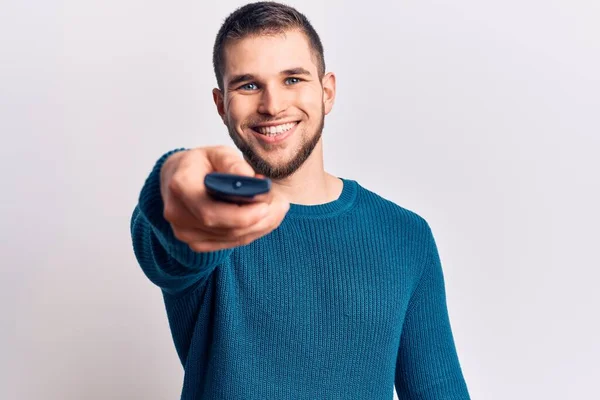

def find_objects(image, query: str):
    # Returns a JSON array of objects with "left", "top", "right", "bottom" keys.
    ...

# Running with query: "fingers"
[
  {"left": 186, "top": 197, "right": 290, "bottom": 252},
  {"left": 172, "top": 189, "right": 286, "bottom": 236},
  {"left": 172, "top": 191, "right": 290, "bottom": 252},
  {"left": 204, "top": 192, "right": 288, "bottom": 237},
  {"left": 167, "top": 191, "right": 269, "bottom": 231}
]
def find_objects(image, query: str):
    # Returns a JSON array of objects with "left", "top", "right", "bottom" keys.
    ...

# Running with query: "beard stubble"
[{"left": 227, "top": 103, "right": 325, "bottom": 180}]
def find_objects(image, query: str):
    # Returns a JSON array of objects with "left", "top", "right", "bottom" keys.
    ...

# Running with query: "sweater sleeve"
[
  {"left": 130, "top": 148, "right": 233, "bottom": 296},
  {"left": 395, "top": 223, "right": 470, "bottom": 399}
]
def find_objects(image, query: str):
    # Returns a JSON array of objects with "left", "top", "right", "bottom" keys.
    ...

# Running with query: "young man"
[{"left": 130, "top": 2, "right": 471, "bottom": 399}]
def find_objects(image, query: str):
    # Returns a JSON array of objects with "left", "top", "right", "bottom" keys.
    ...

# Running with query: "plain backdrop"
[{"left": 2, "top": 0, "right": 599, "bottom": 399}]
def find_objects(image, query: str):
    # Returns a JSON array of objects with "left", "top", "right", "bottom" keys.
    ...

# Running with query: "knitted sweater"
[{"left": 130, "top": 150, "right": 471, "bottom": 399}]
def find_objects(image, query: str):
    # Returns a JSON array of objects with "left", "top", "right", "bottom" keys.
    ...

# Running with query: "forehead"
[{"left": 223, "top": 30, "right": 317, "bottom": 79}]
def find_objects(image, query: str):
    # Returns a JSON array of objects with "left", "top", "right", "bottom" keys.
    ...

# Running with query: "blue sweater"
[{"left": 130, "top": 150, "right": 471, "bottom": 399}]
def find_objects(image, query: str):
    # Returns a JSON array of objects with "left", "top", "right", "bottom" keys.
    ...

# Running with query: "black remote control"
[{"left": 204, "top": 172, "right": 271, "bottom": 204}]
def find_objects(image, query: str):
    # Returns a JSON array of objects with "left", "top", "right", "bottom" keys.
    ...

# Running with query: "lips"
[
  {"left": 252, "top": 121, "right": 299, "bottom": 132},
  {"left": 250, "top": 121, "right": 299, "bottom": 144},
  {"left": 253, "top": 122, "right": 298, "bottom": 136}
]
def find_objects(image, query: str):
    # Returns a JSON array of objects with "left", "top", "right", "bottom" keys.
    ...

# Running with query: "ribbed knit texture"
[{"left": 130, "top": 150, "right": 471, "bottom": 400}]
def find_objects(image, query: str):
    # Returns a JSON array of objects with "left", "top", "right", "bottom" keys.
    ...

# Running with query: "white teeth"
[{"left": 256, "top": 122, "right": 297, "bottom": 136}]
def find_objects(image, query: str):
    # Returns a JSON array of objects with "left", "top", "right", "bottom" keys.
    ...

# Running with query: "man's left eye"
[{"left": 286, "top": 77, "right": 301, "bottom": 84}]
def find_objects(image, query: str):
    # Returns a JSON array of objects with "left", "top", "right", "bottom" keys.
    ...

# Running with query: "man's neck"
[{"left": 270, "top": 148, "right": 343, "bottom": 206}]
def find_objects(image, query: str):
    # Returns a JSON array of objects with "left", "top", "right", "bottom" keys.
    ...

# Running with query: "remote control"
[{"left": 204, "top": 172, "right": 271, "bottom": 204}]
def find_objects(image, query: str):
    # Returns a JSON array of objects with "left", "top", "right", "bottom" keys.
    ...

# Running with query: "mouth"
[
  {"left": 249, "top": 121, "right": 300, "bottom": 143},
  {"left": 251, "top": 121, "right": 299, "bottom": 136}
]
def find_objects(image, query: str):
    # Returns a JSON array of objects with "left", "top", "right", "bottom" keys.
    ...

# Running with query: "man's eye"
[
  {"left": 286, "top": 77, "right": 302, "bottom": 85},
  {"left": 240, "top": 83, "right": 258, "bottom": 90}
]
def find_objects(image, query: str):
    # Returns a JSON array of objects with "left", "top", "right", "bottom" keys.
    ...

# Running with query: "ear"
[
  {"left": 212, "top": 88, "right": 227, "bottom": 125},
  {"left": 322, "top": 72, "right": 336, "bottom": 115}
]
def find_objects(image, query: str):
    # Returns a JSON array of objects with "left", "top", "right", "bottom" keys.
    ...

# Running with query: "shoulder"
[{"left": 352, "top": 179, "right": 433, "bottom": 236}]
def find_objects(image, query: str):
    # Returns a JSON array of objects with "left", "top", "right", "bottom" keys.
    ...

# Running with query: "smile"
[
  {"left": 254, "top": 122, "right": 298, "bottom": 136},
  {"left": 250, "top": 121, "right": 299, "bottom": 144}
]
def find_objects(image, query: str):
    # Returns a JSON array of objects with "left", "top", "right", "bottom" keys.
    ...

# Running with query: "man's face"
[{"left": 214, "top": 29, "right": 335, "bottom": 179}]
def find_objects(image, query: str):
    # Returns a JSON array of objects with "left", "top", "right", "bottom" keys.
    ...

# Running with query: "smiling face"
[{"left": 213, "top": 29, "right": 335, "bottom": 179}]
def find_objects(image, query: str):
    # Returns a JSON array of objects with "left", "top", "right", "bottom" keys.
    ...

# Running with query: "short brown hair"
[{"left": 212, "top": 1, "right": 326, "bottom": 91}]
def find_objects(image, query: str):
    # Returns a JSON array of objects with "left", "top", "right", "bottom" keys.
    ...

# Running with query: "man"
[{"left": 130, "top": 2, "right": 471, "bottom": 399}]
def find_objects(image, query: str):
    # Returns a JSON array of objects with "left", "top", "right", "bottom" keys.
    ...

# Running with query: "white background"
[{"left": 2, "top": 0, "right": 599, "bottom": 399}]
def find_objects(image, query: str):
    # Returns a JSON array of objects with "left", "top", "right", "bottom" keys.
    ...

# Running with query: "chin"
[
  {"left": 250, "top": 156, "right": 301, "bottom": 180},
  {"left": 228, "top": 119, "right": 323, "bottom": 180}
]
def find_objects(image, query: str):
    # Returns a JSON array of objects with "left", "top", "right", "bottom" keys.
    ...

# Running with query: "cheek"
[
  {"left": 226, "top": 96, "right": 251, "bottom": 125},
  {"left": 296, "top": 86, "right": 322, "bottom": 114}
]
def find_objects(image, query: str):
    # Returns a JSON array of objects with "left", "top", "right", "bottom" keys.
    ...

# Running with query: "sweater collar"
[{"left": 284, "top": 178, "right": 358, "bottom": 219}]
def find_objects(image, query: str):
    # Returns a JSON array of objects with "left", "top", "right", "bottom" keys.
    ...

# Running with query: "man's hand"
[{"left": 160, "top": 146, "right": 290, "bottom": 252}]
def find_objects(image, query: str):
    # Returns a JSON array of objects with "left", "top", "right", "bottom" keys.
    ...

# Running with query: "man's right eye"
[{"left": 239, "top": 83, "right": 258, "bottom": 91}]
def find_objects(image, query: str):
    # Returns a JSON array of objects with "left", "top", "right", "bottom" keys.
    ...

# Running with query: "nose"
[{"left": 257, "top": 86, "right": 288, "bottom": 116}]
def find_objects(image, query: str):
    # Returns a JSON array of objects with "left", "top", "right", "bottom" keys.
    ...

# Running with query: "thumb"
[
  {"left": 206, "top": 146, "right": 255, "bottom": 176},
  {"left": 229, "top": 160, "right": 255, "bottom": 176}
]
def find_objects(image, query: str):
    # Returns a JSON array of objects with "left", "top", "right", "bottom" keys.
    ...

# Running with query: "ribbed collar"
[{"left": 284, "top": 178, "right": 358, "bottom": 219}]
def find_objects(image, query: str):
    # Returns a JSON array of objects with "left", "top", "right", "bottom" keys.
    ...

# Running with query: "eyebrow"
[{"left": 227, "top": 67, "right": 312, "bottom": 89}]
